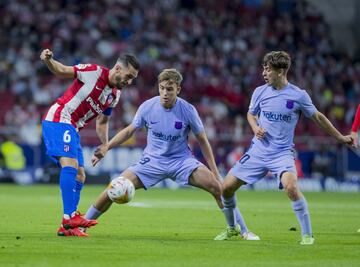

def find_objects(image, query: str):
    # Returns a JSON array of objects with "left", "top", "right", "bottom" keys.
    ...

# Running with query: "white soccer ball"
[{"left": 107, "top": 177, "right": 135, "bottom": 204}]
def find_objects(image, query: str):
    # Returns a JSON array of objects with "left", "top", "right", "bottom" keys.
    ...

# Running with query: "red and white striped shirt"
[{"left": 43, "top": 64, "right": 121, "bottom": 131}]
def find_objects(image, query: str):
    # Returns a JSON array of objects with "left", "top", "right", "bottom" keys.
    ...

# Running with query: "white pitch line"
[{"left": 126, "top": 200, "right": 218, "bottom": 210}]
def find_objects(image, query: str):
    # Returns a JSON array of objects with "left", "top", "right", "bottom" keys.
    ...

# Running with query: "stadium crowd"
[{"left": 0, "top": 0, "right": 358, "bottom": 163}]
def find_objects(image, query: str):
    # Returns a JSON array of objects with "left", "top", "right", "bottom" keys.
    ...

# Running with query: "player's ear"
[
  {"left": 177, "top": 86, "right": 181, "bottom": 95},
  {"left": 115, "top": 64, "right": 121, "bottom": 71}
]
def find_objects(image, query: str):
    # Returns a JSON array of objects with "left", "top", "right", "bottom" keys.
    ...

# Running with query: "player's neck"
[
  {"left": 272, "top": 78, "right": 288, "bottom": 90},
  {"left": 161, "top": 98, "right": 177, "bottom": 109}
]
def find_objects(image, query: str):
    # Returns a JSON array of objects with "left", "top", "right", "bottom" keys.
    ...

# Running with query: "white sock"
[{"left": 85, "top": 205, "right": 102, "bottom": 220}]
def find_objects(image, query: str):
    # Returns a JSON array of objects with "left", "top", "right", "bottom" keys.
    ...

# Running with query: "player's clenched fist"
[{"left": 40, "top": 49, "right": 53, "bottom": 61}]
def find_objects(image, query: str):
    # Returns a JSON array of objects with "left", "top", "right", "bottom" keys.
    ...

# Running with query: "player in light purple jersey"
[
  {"left": 84, "top": 69, "right": 226, "bottom": 233},
  {"left": 214, "top": 51, "right": 353, "bottom": 245}
]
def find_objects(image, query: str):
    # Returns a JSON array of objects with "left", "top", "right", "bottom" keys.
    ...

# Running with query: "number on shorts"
[
  {"left": 63, "top": 130, "right": 71, "bottom": 143},
  {"left": 139, "top": 157, "right": 150, "bottom": 165},
  {"left": 238, "top": 154, "right": 250, "bottom": 164}
]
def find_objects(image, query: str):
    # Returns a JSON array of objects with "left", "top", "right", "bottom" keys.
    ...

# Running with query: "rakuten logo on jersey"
[
  {"left": 152, "top": 131, "right": 181, "bottom": 142},
  {"left": 86, "top": 97, "right": 103, "bottom": 114},
  {"left": 262, "top": 111, "right": 291, "bottom": 122}
]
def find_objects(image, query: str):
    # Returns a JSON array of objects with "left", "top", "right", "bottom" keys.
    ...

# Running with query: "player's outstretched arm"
[
  {"left": 40, "top": 49, "right": 74, "bottom": 78},
  {"left": 311, "top": 111, "right": 353, "bottom": 145},
  {"left": 247, "top": 112, "right": 266, "bottom": 140},
  {"left": 195, "top": 131, "right": 221, "bottom": 179},
  {"left": 92, "top": 124, "right": 137, "bottom": 166}
]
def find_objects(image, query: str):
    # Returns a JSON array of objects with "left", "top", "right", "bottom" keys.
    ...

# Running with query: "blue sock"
[
  {"left": 59, "top": 166, "right": 77, "bottom": 217},
  {"left": 73, "top": 180, "right": 84, "bottom": 212},
  {"left": 221, "top": 196, "right": 236, "bottom": 228},
  {"left": 292, "top": 197, "right": 312, "bottom": 236}
]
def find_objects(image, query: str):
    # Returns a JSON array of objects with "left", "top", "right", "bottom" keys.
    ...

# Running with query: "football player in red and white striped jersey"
[{"left": 40, "top": 49, "right": 140, "bottom": 236}]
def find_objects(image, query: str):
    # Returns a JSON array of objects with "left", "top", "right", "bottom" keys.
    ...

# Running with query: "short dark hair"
[
  {"left": 117, "top": 54, "right": 140, "bottom": 70},
  {"left": 262, "top": 51, "right": 291, "bottom": 71}
]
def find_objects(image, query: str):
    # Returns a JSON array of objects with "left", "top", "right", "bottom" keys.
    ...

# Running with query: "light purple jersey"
[
  {"left": 132, "top": 96, "right": 204, "bottom": 159},
  {"left": 248, "top": 83, "right": 317, "bottom": 155}
]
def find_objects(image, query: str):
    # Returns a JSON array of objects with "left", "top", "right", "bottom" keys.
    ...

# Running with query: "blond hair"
[{"left": 158, "top": 69, "right": 183, "bottom": 86}]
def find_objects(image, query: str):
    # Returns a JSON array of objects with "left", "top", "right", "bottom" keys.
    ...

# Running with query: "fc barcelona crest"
[
  {"left": 174, "top": 121, "right": 183, "bottom": 129},
  {"left": 286, "top": 100, "right": 294, "bottom": 109}
]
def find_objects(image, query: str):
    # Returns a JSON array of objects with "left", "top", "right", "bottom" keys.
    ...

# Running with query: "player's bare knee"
[
  {"left": 285, "top": 183, "right": 300, "bottom": 200},
  {"left": 209, "top": 181, "right": 222, "bottom": 199},
  {"left": 222, "top": 186, "right": 234, "bottom": 198}
]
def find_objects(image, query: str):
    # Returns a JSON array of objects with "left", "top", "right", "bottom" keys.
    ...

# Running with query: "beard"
[{"left": 115, "top": 76, "right": 123, "bottom": 88}]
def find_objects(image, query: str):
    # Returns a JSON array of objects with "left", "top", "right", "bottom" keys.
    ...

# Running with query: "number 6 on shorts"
[{"left": 63, "top": 130, "right": 71, "bottom": 143}]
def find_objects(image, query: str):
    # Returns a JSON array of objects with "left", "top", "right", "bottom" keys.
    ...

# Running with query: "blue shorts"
[
  {"left": 42, "top": 120, "right": 84, "bottom": 167},
  {"left": 229, "top": 148, "right": 296, "bottom": 189},
  {"left": 128, "top": 155, "right": 204, "bottom": 189}
]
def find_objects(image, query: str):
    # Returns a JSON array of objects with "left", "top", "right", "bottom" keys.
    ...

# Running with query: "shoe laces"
[{"left": 75, "top": 211, "right": 85, "bottom": 217}]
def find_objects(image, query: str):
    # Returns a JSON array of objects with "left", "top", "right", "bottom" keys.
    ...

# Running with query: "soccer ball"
[{"left": 107, "top": 177, "right": 135, "bottom": 204}]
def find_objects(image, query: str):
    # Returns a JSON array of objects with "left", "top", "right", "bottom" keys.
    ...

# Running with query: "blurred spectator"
[
  {"left": 0, "top": 134, "right": 26, "bottom": 183},
  {"left": 311, "top": 145, "right": 334, "bottom": 190},
  {"left": 294, "top": 150, "right": 304, "bottom": 179}
]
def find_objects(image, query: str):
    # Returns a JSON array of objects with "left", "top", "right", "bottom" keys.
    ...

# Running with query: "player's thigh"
[
  {"left": 267, "top": 152, "right": 297, "bottom": 189},
  {"left": 120, "top": 169, "right": 145, "bottom": 190},
  {"left": 229, "top": 153, "right": 268, "bottom": 185},
  {"left": 127, "top": 156, "right": 169, "bottom": 189},
  {"left": 222, "top": 173, "right": 246, "bottom": 196},
  {"left": 188, "top": 166, "right": 221, "bottom": 194},
  {"left": 59, "top": 156, "right": 78, "bottom": 168},
  {"left": 280, "top": 171, "right": 299, "bottom": 191},
  {"left": 42, "top": 121, "right": 80, "bottom": 165}
]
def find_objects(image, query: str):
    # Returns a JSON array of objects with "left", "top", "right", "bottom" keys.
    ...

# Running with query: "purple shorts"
[
  {"left": 229, "top": 148, "right": 297, "bottom": 187},
  {"left": 128, "top": 155, "right": 204, "bottom": 189}
]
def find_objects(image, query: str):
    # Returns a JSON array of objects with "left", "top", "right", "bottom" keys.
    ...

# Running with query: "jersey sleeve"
[
  {"left": 109, "top": 91, "right": 121, "bottom": 108},
  {"left": 131, "top": 103, "right": 147, "bottom": 129},
  {"left": 248, "top": 87, "right": 262, "bottom": 115},
  {"left": 299, "top": 90, "right": 318, "bottom": 118},
  {"left": 187, "top": 104, "right": 204, "bottom": 135},
  {"left": 73, "top": 63, "right": 99, "bottom": 82},
  {"left": 351, "top": 104, "right": 360, "bottom": 132}
]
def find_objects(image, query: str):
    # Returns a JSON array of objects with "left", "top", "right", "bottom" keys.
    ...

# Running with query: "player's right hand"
[
  {"left": 350, "top": 131, "right": 358, "bottom": 148},
  {"left": 255, "top": 127, "right": 266, "bottom": 140},
  {"left": 91, "top": 155, "right": 101, "bottom": 167},
  {"left": 339, "top": 135, "right": 354, "bottom": 146},
  {"left": 40, "top": 49, "right": 53, "bottom": 61},
  {"left": 92, "top": 144, "right": 109, "bottom": 166}
]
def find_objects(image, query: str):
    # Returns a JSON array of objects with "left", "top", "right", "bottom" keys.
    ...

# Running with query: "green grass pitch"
[{"left": 0, "top": 184, "right": 359, "bottom": 267}]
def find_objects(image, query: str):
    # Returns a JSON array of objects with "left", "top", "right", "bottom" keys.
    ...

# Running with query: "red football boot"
[
  {"left": 62, "top": 212, "right": 98, "bottom": 230},
  {"left": 57, "top": 226, "right": 88, "bottom": 237}
]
